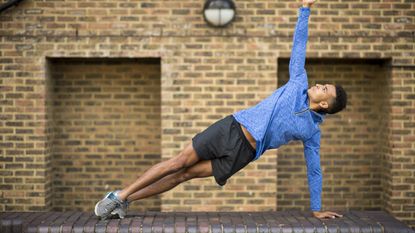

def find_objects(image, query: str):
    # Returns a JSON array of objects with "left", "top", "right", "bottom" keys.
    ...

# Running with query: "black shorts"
[{"left": 192, "top": 115, "right": 256, "bottom": 186}]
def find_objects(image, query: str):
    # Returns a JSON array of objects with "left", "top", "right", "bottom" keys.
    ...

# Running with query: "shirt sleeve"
[
  {"left": 303, "top": 130, "right": 322, "bottom": 211},
  {"left": 289, "top": 7, "right": 311, "bottom": 87}
]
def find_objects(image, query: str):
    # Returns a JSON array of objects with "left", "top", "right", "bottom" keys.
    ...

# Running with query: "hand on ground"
[{"left": 313, "top": 211, "right": 343, "bottom": 219}]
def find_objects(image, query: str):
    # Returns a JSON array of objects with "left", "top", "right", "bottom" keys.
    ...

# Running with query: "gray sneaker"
[
  {"left": 110, "top": 190, "right": 129, "bottom": 219},
  {"left": 94, "top": 191, "right": 123, "bottom": 220}
]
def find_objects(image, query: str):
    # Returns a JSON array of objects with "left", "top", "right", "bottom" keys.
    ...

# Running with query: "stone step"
[{"left": 1, "top": 210, "right": 414, "bottom": 233}]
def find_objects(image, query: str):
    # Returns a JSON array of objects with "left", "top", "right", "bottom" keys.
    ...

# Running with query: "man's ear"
[{"left": 318, "top": 101, "right": 329, "bottom": 110}]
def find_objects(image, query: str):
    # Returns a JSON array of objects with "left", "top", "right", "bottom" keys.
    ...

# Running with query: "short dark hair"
[{"left": 321, "top": 85, "right": 347, "bottom": 114}]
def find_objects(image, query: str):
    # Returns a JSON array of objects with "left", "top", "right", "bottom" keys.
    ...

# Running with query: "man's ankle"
[{"left": 114, "top": 190, "right": 127, "bottom": 202}]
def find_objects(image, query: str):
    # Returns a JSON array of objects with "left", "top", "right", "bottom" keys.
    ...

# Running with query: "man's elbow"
[
  {"left": 309, "top": 168, "right": 322, "bottom": 177},
  {"left": 288, "top": 67, "right": 297, "bottom": 79},
  {"left": 289, "top": 67, "right": 306, "bottom": 78}
]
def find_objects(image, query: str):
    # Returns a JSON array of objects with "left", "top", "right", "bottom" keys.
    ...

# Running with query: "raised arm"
[{"left": 288, "top": 2, "right": 313, "bottom": 86}]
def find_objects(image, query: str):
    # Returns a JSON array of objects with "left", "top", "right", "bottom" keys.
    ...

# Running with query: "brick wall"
[
  {"left": 0, "top": 0, "right": 414, "bottom": 228},
  {"left": 385, "top": 66, "right": 415, "bottom": 222}
]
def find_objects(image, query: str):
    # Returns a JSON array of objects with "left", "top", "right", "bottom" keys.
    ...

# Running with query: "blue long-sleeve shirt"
[{"left": 232, "top": 7, "right": 323, "bottom": 211}]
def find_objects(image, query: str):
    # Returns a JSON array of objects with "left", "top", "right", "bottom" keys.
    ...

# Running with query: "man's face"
[{"left": 307, "top": 84, "right": 337, "bottom": 110}]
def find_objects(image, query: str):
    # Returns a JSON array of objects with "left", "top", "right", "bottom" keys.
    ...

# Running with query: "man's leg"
[
  {"left": 125, "top": 159, "right": 213, "bottom": 202},
  {"left": 117, "top": 142, "right": 201, "bottom": 201}
]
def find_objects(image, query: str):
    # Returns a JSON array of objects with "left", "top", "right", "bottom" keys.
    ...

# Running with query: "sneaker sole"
[
  {"left": 94, "top": 192, "right": 112, "bottom": 217},
  {"left": 111, "top": 209, "right": 125, "bottom": 219}
]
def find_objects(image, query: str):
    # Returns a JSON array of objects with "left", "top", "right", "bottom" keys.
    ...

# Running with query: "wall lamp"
[{"left": 203, "top": 0, "right": 236, "bottom": 27}]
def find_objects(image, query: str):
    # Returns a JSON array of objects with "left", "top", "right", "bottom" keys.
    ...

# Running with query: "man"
[{"left": 95, "top": 0, "right": 347, "bottom": 220}]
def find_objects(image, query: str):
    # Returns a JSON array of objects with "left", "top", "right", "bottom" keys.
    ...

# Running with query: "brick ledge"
[{"left": 1, "top": 210, "right": 414, "bottom": 233}]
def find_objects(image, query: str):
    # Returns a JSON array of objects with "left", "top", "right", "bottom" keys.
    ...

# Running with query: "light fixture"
[{"left": 203, "top": 0, "right": 236, "bottom": 27}]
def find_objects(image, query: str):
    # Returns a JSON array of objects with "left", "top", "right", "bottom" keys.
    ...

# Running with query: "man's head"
[{"left": 307, "top": 84, "right": 347, "bottom": 114}]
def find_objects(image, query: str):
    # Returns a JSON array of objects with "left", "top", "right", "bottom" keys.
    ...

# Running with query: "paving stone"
[
  {"left": 118, "top": 218, "right": 133, "bottom": 233},
  {"left": 27, "top": 212, "right": 56, "bottom": 233}
]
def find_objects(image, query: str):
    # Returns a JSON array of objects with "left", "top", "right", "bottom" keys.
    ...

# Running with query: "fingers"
[
  {"left": 330, "top": 212, "right": 343, "bottom": 217},
  {"left": 326, "top": 212, "right": 343, "bottom": 218},
  {"left": 314, "top": 211, "right": 344, "bottom": 219},
  {"left": 318, "top": 212, "right": 343, "bottom": 219}
]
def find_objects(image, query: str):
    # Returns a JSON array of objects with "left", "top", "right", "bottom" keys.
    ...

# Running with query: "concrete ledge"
[{"left": 1, "top": 210, "right": 414, "bottom": 233}]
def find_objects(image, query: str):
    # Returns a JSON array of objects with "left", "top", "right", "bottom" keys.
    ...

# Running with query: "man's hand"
[
  {"left": 302, "top": 0, "right": 316, "bottom": 8},
  {"left": 313, "top": 211, "right": 343, "bottom": 219}
]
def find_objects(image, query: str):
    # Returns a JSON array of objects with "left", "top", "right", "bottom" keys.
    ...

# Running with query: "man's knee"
[
  {"left": 177, "top": 169, "right": 195, "bottom": 183},
  {"left": 176, "top": 160, "right": 212, "bottom": 183},
  {"left": 169, "top": 144, "right": 199, "bottom": 171},
  {"left": 168, "top": 153, "right": 190, "bottom": 172}
]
